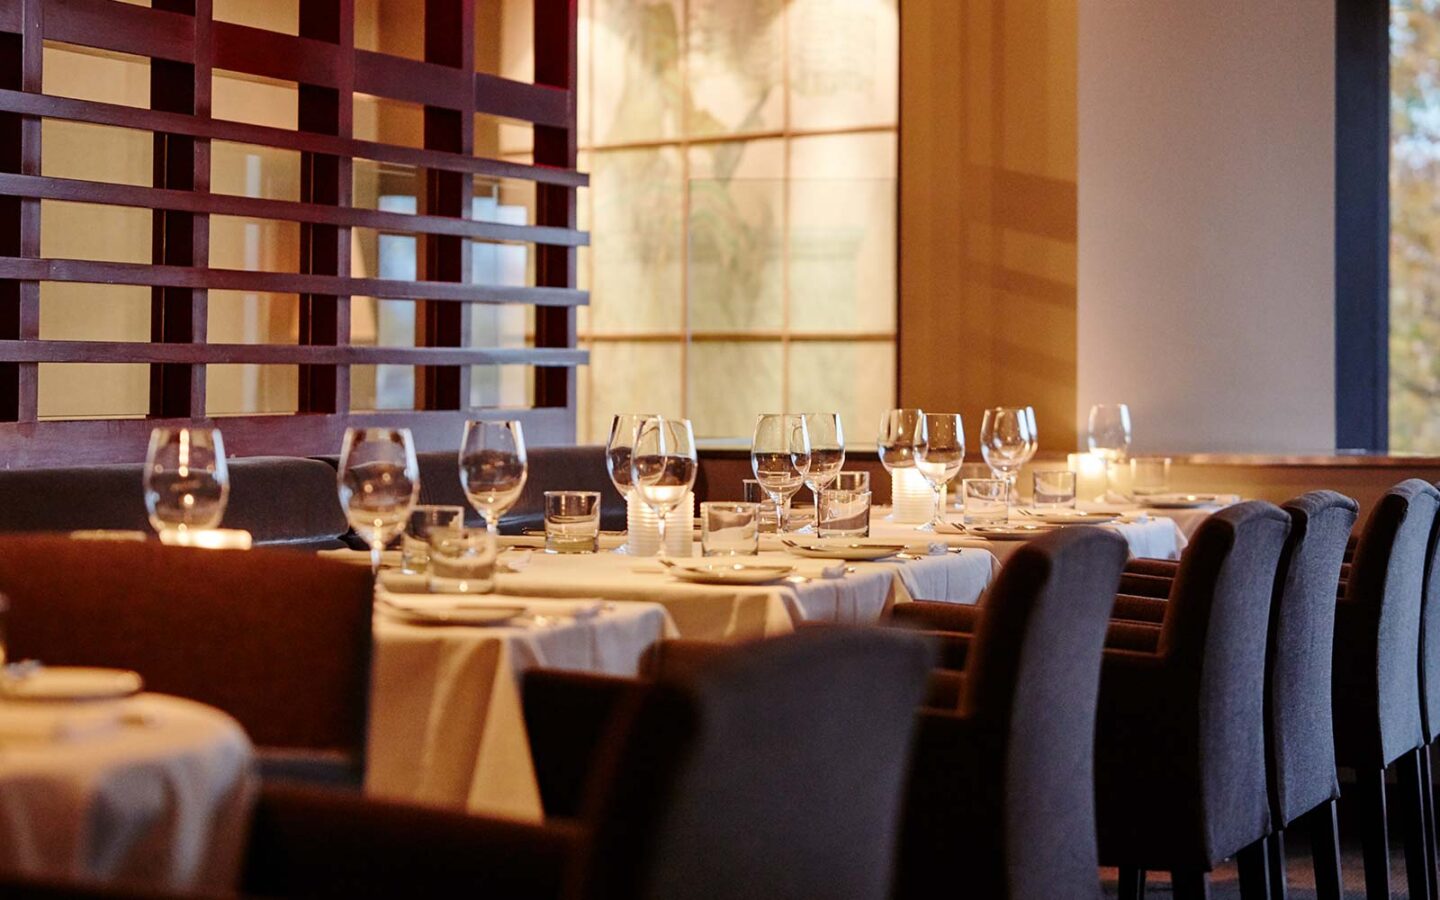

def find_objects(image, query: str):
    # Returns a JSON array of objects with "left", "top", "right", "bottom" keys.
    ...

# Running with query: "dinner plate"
[
  {"left": 0, "top": 666, "right": 143, "bottom": 701},
  {"left": 966, "top": 524, "right": 1059, "bottom": 541},
  {"left": 376, "top": 599, "right": 528, "bottom": 627},
  {"left": 781, "top": 540, "right": 906, "bottom": 561},
  {"left": 663, "top": 561, "right": 796, "bottom": 585},
  {"left": 1022, "top": 511, "right": 1120, "bottom": 526},
  {"left": 1141, "top": 493, "right": 1224, "bottom": 509}
]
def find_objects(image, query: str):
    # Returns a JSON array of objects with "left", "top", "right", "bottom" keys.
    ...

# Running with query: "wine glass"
[
  {"left": 337, "top": 427, "right": 420, "bottom": 574},
  {"left": 916, "top": 414, "right": 965, "bottom": 529},
  {"left": 605, "top": 413, "right": 657, "bottom": 499},
  {"left": 1088, "top": 403, "right": 1133, "bottom": 498},
  {"left": 630, "top": 416, "right": 698, "bottom": 559},
  {"left": 979, "top": 407, "right": 1036, "bottom": 502},
  {"left": 144, "top": 427, "right": 230, "bottom": 538},
  {"left": 878, "top": 408, "right": 924, "bottom": 472},
  {"left": 802, "top": 412, "right": 845, "bottom": 532},
  {"left": 459, "top": 420, "right": 529, "bottom": 536},
  {"left": 751, "top": 414, "right": 812, "bottom": 533}
]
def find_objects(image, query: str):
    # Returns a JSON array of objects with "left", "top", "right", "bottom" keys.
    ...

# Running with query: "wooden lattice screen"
[{"left": 0, "top": 0, "right": 584, "bottom": 466}]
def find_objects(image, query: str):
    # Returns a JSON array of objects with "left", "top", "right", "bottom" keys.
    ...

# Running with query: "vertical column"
[
  {"left": 0, "top": 0, "right": 42, "bottom": 422},
  {"left": 298, "top": 0, "right": 353, "bottom": 415},
  {"left": 532, "top": 0, "right": 578, "bottom": 415},
  {"left": 148, "top": 0, "right": 210, "bottom": 420},
  {"left": 416, "top": 0, "right": 475, "bottom": 411}
]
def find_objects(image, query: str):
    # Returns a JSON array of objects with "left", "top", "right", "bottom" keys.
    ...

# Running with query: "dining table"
[{"left": 0, "top": 692, "right": 256, "bottom": 891}]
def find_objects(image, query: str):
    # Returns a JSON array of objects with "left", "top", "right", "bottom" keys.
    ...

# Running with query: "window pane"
[{"left": 687, "top": 341, "right": 782, "bottom": 440}]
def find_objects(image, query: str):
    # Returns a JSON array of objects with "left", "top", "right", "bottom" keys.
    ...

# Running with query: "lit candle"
[
  {"left": 158, "top": 528, "right": 253, "bottom": 550},
  {"left": 1067, "top": 453, "right": 1109, "bottom": 504},
  {"left": 626, "top": 490, "right": 695, "bottom": 557},
  {"left": 891, "top": 467, "right": 934, "bottom": 524}
]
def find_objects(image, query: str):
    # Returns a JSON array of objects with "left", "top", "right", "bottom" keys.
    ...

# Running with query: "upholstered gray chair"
[
  {"left": 892, "top": 526, "right": 1129, "bottom": 900},
  {"left": 1093, "top": 501, "right": 1291, "bottom": 900}
]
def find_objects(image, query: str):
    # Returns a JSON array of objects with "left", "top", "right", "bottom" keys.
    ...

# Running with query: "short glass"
[
  {"left": 402, "top": 505, "right": 465, "bottom": 574},
  {"left": 700, "top": 502, "right": 760, "bottom": 556},
  {"left": 819, "top": 489, "right": 872, "bottom": 537},
  {"left": 1032, "top": 470, "right": 1078, "bottom": 510},
  {"left": 950, "top": 462, "right": 993, "bottom": 508},
  {"left": 544, "top": 491, "right": 601, "bottom": 554},
  {"left": 1130, "top": 457, "right": 1173, "bottom": 497},
  {"left": 833, "top": 471, "right": 871, "bottom": 492},
  {"left": 741, "top": 479, "right": 781, "bottom": 534},
  {"left": 962, "top": 479, "right": 1009, "bottom": 525},
  {"left": 427, "top": 528, "right": 498, "bottom": 594}
]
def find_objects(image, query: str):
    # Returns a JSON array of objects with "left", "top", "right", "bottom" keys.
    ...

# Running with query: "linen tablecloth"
[
  {"left": 868, "top": 511, "right": 1188, "bottom": 564},
  {"left": 0, "top": 693, "right": 256, "bottom": 891},
  {"left": 367, "top": 595, "right": 675, "bottom": 821},
  {"left": 1079, "top": 499, "right": 1236, "bottom": 541}
]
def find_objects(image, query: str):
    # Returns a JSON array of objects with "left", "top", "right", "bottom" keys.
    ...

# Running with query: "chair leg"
[
  {"left": 1237, "top": 838, "right": 1272, "bottom": 900},
  {"left": 1267, "top": 831, "right": 1288, "bottom": 900},
  {"left": 1357, "top": 765, "right": 1392, "bottom": 900},
  {"left": 1402, "top": 749, "right": 1435, "bottom": 900},
  {"left": 1171, "top": 869, "right": 1211, "bottom": 900},
  {"left": 1306, "top": 799, "right": 1343, "bottom": 900},
  {"left": 1422, "top": 745, "right": 1439, "bottom": 900},
  {"left": 1118, "top": 867, "right": 1145, "bottom": 900}
]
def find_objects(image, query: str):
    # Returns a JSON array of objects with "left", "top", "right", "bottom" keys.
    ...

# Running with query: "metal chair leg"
[
  {"left": 1402, "top": 749, "right": 1435, "bottom": 900},
  {"left": 1171, "top": 869, "right": 1212, "bottom": 900},
  {"left": 1357, "top": 765, "right": 1392, "bottom": 900},
  {"left": 1306, "top": 799, "right": 1343, "bottom": 900},
  {"left": 1118, "top": 867, "right": 1146, "bottom": 900},
  {"left": 1266, "top": 830, "right": 1288, "bottom": 900},
  {"left": 1237, "top": 837, "right": 1273, "bottom": 899}
]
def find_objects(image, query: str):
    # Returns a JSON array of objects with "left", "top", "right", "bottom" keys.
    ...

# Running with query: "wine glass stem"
[
  {"left": 369, "top": 540, "right": 382, "bottom": 577},
  {"left": 656, "top": 513, "right": 668, "bottom": 561},
  {"left": 485, "top": 514, "right": 499, "bottom": 538},
  {"left": 932, "top": 486, "right": 945, "bottom": 526},
  {"left": 776, "top": 494, "right": 792, "bottom": 534}
]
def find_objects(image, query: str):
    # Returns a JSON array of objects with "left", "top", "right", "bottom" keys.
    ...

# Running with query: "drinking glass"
[
  {"left": 1131, "top": 457, "right": 1173, "bottom": 497},
  {"left": 916, "top": 413, "right": 965, "bottom": 529},
  {"left": 605, "top": 413, "right": 656, "bottom": 499},
  {"left": 402, "top": 505, "right": 464, "bottom": 574},
  {"left": 819, "top": 489, "right": 872, "bottom": 537},
  {"left": 751, "top": 414, "right": 812, "bottom": 533},
  {"left": 963, "top": 479, "right": 1009, "bottom": 525},
  {"left": 1032, "top": 470, "right": 1077, "bottom": 509},
  {"left": 742, "top": 479, "right": 780, "bottom": 533},
  {"left": 459, "top": 420, "right": 528, "bottom": 536},
  {"left": 833, "top": 470, "right": 870, "bottom": 492},
  {"left": 144, "top": 427, "right": 230, "bottom": 538},
  {"left": 1087, "top": 403, "right": 1133, "bottom": 463},
  {"left": 802, "top": 413, "right": 845, "bottom": 531},
  {"left": 878, "top": 408, "right": 924, "bottom": 472},
  {"left": 428, "top": 527, "right": 498, "bottom": 594},
  {"left": 631, "top": 416, "right": 698, "bottom": 560},
  {"left": 544, "top": 491, "right": 601, "bottom": 554},
  {"left": 979, "top": 407, "right": 1035, "bottom": 502},
  {"left": 700, "top": 502, "right": 760, "bottom": 556},
  {"left": 338, "top": 427, "right": 420, "bottom": 574}
]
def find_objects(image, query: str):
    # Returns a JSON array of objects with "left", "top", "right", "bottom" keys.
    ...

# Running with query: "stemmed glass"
[
  {"left": 630, "top": 416, "right": 698, "bottom": 559},
  {"left": 459, "top": 420, "right": 529, "bottom": 536},
  {"left": 605, "top": 413, "right": 657, "bottom": 498},
  {"left": 337, "top": 427, "right": 420, "bottom": 575},
  {"left": 144, "top": 427, "right": 230, "bottom": 538},
  {"left": 878, "top": 408, "right": 924, "bottom": 473},
  {"left": 916, "top": 413, "right": 965, "bottom": 530},
  {"left": 802, "top": 413, "right": 845, "bottom": 532},
  {"left": 1087, "top": 403, "right": 1133, "bottom": 497},
  {"left": 751, "top": 414, "right": 812, "bottom": 534},
  {"left": 979, "top": 406, "right": 1036, "bottom": 503}
]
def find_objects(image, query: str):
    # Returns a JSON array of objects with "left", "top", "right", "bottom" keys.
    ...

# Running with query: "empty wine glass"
[
  {"left": 144, "top": 427, "right": 230, "bottom": 538},
  {"left": 878, "top": 408, "right": 924, "bottom": 472},
  {"left": 1088, "top": 403, "right": 1133, "bottom": 498},
  {"left": 631, "top": 416, "right": 698, "bottom": 559},
  {"left": 605, "top": 413, "right": 656, "bottom": 499},
  {"left": 337, "top": 427, "right": 420, "bottom": 574},
  {"left": 802, "top": 413, "right": 845, "bottom": 532},
  {"left": 916, "top": 413, "right": 965, "bottom": 529},
  {"left": 980, "top": 407, "right": 1036, "bottom": 502},
  {"left": 459, "top": 420, "right": 529, "bottom": 536},
  {"left": 751, "top": 414, "right": 812, "bottom": 533}
]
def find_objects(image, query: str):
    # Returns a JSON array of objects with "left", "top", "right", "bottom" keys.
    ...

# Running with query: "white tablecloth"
[
  {"left": 0, "top": 693, "right": 255, "bottom": 891},
  {"left": 367, "top": 595, "right": 676, "bottom": 821},
  {"left": 868, "top": 510, "right": 1188, "bottom": 564},
  {"left": 1079, "top": 500, "right": 1234, "bottom": 541},
  {"left": 490, "top": 547, "right": 998, "bottom": 639}
]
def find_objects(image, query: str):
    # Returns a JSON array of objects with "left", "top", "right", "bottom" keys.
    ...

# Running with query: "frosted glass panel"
[
  {"left": 584, "top": 342, "right": 684, "bottom": 443},
  {"left": 786, "top": 0, "right": 899, "bottom": 131},
  {"left": 40, "top": 284, "right": 149, "bottom": 342},
  {"left": 686, "top": 0, "right": 784, "bottom": 138},
  {"left": 589, "top": 147, "right": 685, "bottom": 334},
  {"left": 589, "top": 0, "right": 683, "bottom": 145},
  {"left": 38, "top": 365, "right": 148, "bottom": 419},
  {"left": 687, "top": 342, "right": 782, "bottom": 439},
  {"left": 787, "top": 342, "right": 896, "bottom": 443},
  {"left": 207, "top": 366, "right": 299, "bottom": 416}
]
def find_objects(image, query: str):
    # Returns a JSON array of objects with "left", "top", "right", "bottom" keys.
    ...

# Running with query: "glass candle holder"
[
  {"left": 544, "top": 491, "right": 601, "bottom": 554},
  {"left": 962, "top": 479, "right": 1009, "bottom": 525},
  {"left": 1032, "top": 470, "right": 1077, "bottom": 509},
  {"left": 427, "top": 528, "right": 498, "bottom": 594},
  {"left": 700, "top": 502, "right": 760, "bottom": 556}
]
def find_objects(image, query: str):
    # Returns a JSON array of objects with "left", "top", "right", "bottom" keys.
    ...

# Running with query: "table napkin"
[
  {"left": 377, "top": 590, "right": 607, "bottom": 621},
  {"left": 0, "top": 703, "right": 127, "bottom": 743}
]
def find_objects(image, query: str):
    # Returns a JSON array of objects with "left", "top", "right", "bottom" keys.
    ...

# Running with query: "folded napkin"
[
  {"left": 377, "top": 590, "right": 607, "bottom": 621},
  {"left": 932, "top": 522, "right": 967, "bottom": 536},
  {"left": 0, "top": 703, "right": 126, "bottom": 744},
  {"left": 318, "top": 548, "right": 403, "bottom": 568}
]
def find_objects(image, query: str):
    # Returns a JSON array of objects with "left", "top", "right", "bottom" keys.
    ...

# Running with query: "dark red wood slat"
[
  {"left": 0, "top": 90, "right": 588, "bottom": 187},
  {"left": 44, "top": 0, "right": 194, "bottom": 63},
  {"left": 0, "top": 339, "right": 586, "bottom": 366},
  {"left": 473, "top": 72, "right": 571, "bottom": 130},
  {"left": 0, "top": 173, "right": 590, "bottom": 247},
  {"left": 0, "top": 1, "right": 19, "bottom": 34},
  {"left": 532, "top": 0, "right": 578, "bottom": 411},
  {"left": 1, "top": 0, "right": 41, "bottom": 423},
  {"left": 0, "top": 256, "right": 589, "bottom": 306},
  {"left": 354, "top": 48, "right": 471, "bottom": 112}
]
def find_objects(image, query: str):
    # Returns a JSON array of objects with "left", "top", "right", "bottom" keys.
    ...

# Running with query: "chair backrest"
[
  {"left": 1156, "top": 501, "right": 1292, "bottom": 862},
  {"left": 1342, "top": 479, "right": 1438, "bottom": 765},
  {"left": 409, "top": 444, "right": 626, "bottom": 533},
  {"left": 909, "top": 527, "right": 1127, "bottom": 899},
  {"left": 0, "top": 456, "right": 350, "bottom": 550},
  {"left": 575, "top": 629, "right": 933, "bottom": 900},
  {"left": 1420, "top": 482, "right": 1440, "bottom": 743},
  {"left": 1267, "top": 491, "right": 1357, "bottom": 826},
  {"left": 0, "top": 537, "right": 374, "bottom": 780}
]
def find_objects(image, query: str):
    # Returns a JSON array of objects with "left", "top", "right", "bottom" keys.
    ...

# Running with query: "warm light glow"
[
  {"left": 890, "top": 467, "right": 932, "bottom": 524},
  {"left": 1067, "top": 453, "right": 1108, "bottom": 503},
  {"left": 158, "top": 529, "right": 253, "bottom": 550}
]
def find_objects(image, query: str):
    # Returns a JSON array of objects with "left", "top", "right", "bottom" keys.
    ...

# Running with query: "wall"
[{"left": 1076, "top": 1, "right": 1336, "bottom": 453}]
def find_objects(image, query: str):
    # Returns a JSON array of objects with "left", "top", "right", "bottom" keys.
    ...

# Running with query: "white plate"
[
  {"left": 966, "top": 524, "right": 1059, "bottom": 541},
  {"left": 1023, "top": 511, "right": 1120, "bottom": 525},
  {"left": 1141, "top": 494, "right": 1223, "bottom": 509},
  {"left": 0, "top": 666, "right": 143, "bottom": 701},
  {"left": 377, "top": 600, "right": 528, "bottom": 627},
  {"left": 782, "top": 540, "right": 906, "bottom": 561},
  {"left": 664, "top": 561, "right": 796, "bottom": 585}
]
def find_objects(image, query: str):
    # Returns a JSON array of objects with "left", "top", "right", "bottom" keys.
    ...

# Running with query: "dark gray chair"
[
  {"left": 893, "top": 527, "right": 1129, "bottom": 900},
  {"left": 1093, "top": 501, "right": 1291, "bottom": 900},
  {"left": 1332, "top": 479, "right": 1440, "bottom": 900},
  {"left": 0, "top": 456, "right": 350, "bottom": 550}
]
